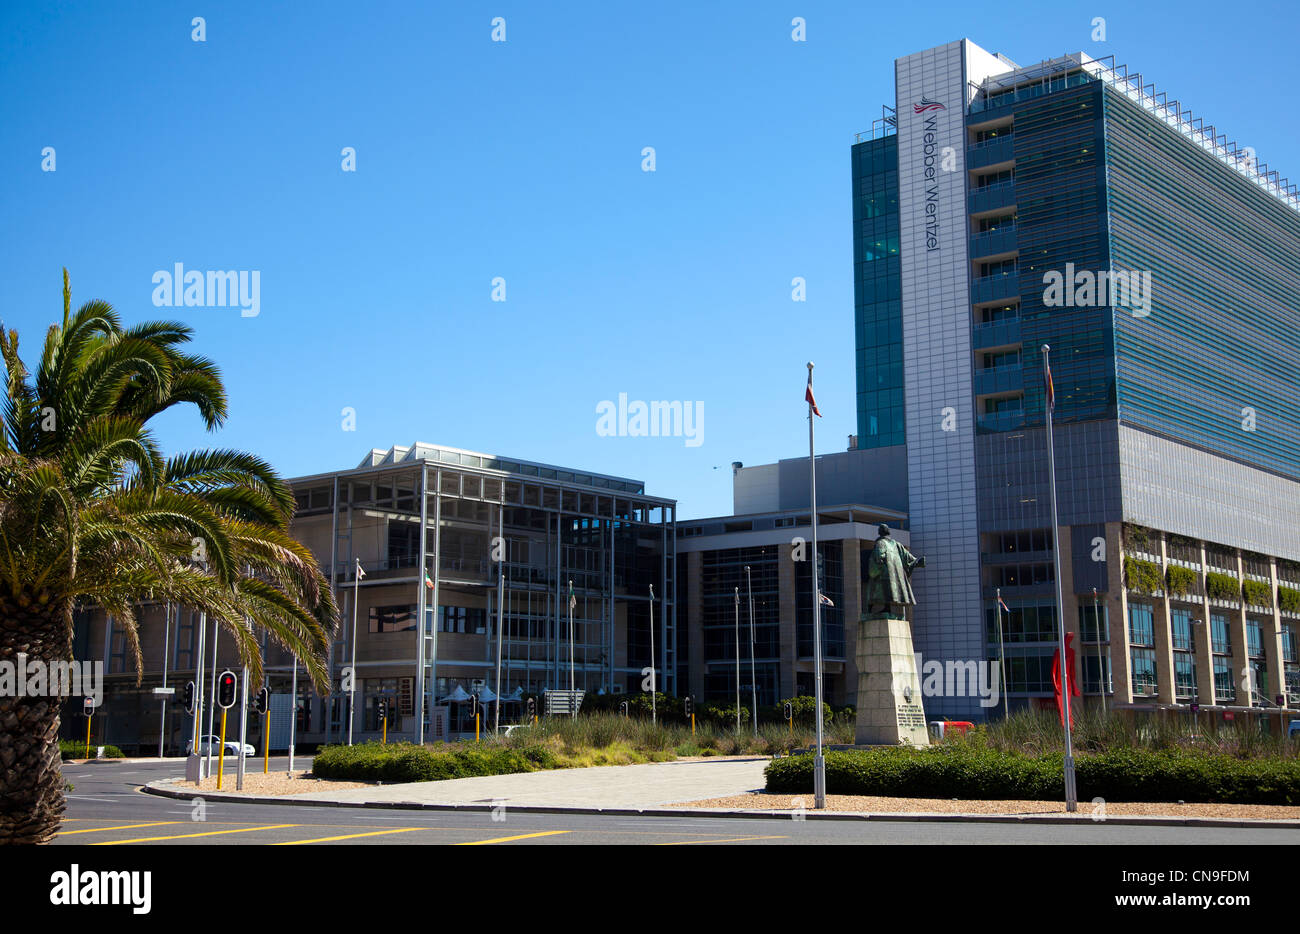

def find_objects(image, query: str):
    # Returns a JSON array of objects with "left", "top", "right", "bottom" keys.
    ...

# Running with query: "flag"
[
  {"left": 1044, "top": 355, "right": 1055, "bottom": 414},
  {"left": 818, "top": 591, "right": 834, "bottom": 607},
  {"left": 423, "top": 568, "right": 435, "bottom": 590},
  {"left": 805, "top": 372, "right": 822, "bottom": 417},
  {"left": 355, "top": 558, "right": 365, "bottom": 580},
  {"left": 997, "top": 595, "right": 1010, "bottom": 613},
  {"left": 568, "top": 582, "right": 576, "bottom": 612}
]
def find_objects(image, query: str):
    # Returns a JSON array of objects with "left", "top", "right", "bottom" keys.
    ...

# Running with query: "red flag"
[
  {"left": 1051, "top": 632, "right": 1081, "bottom": 728},
  {"left": 1044, "top": 356, "right": 1055, "bottom": 414},
  {"left": 997, "top": 595, "right": 1010, "bottom": 613},
  {"left": 805, "top": 373, "right": 822, "bottom": 417}
]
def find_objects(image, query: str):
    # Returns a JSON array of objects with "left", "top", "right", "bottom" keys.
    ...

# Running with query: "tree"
[{"left": 0, "top": 271, "right": 337, "bottom": 844}]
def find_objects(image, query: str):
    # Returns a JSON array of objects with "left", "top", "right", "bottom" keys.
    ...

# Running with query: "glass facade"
[
  {"left": 852, "top": 135, "right": 903, "bottom": 447},
  {"left": 1105, "top": 85, "right": 1300, "bottom": 482},
  {"left": 699, "top": 547, "right": 781, "bottom": 705}
]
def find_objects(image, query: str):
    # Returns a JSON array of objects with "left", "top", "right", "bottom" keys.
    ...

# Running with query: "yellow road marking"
[
  {"left": 92, "top": 824, "right": 299, "bottom": 844},
  {"left": 656, "top": 835, "right": 788, "bottom": 845},
  {"left": 457, "top": 830, "right": 571, "bottom": 845},
  {"left": 274, "top": 828, "right": 426, "bottom": 845},
  {"left": 58, "top": 822, "right": 181, "bottom": 836}
]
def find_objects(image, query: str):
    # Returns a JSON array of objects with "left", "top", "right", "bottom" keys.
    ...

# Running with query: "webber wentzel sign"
[{"left": 913, "top": 97, "right": 947, "bottom": 253}]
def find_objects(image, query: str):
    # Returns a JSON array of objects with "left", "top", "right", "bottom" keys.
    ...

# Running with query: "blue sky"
[{"left": 2, "top": 0, "right": 1295, "bottom": 519}]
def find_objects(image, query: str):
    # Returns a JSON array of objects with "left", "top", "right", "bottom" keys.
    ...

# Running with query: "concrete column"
[
  {"left": 778, "top": 543, "right": 798, "bottom": 700},
  {"left": 1111, "top": 521, "right": 1133, "bottom": 705},
  {"left": 843, "top": 538, "right": 864, "bottom": 708},
  {"left": 1264, "top": 557, "right": 1284, "bottom": 709},
  {"left": 1154, "top": 532, "right": 1176, "bottom": 705},
  {"left": 1194, "top": 541, "right": 1215, "bottom": 708},
  {"left": 1231, "top": 550, "right": 1251, "bottom": 706}
]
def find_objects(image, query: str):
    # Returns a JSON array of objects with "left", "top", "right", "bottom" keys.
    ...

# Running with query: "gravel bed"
[{"left": 168, "top": 770, "right": 368, "bottom": 796}]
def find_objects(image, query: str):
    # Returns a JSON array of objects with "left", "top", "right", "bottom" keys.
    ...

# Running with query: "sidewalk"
[{"left": 282, "top": 756, "right": 770, "bottom": 809}]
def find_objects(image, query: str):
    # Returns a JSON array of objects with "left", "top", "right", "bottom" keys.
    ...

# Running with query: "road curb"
[{"left": 138, "top": 780, "right": 1300, "bottom": 829}]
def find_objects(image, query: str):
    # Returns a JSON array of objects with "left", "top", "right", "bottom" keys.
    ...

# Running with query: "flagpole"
[
  {"left": 808, "top": 361, "right": 826, "bottom": 810},
  {"left": 1043, "top": 343, "right": 1077, "bottom": 812},
  {"left": 734, "top": 587, "right": 741, "bottom": 733},
  {"left": 1093, "top": 587, "right": 1106, "bottom": 714},
  {"left": 996, "top": 588, "right": 1008, "bottom": 721},
  {"left": 349, "top": 558, "right": 362, "bottom": 746}
]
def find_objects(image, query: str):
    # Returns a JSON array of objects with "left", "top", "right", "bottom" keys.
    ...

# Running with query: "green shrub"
[
  {"left": 1243, "top": 579, "right": 1272, "bottom": 608},
  {"left": 1280, "top": 586, "right": 1300, "bottom": 614},
  {"left": 1206, "top": 571, "right": 1240, "bottom": 602},
  {"left": 1124, "top": 557, "right": 1162, "bottom": 594},
  {"left": 764, "top": 745, "right": 1300, "bottom": 805},
  {"left": 59, "top": 739, "right": 124, "bottom": 760},
  {"left": 1165, "top": 565, "right": 1197, "bottom": 596},
  {"left": 311, "top": 741, "right": 554, "bottom": 783}
]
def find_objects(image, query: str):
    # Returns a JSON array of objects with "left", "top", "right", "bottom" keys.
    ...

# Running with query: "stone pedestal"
[{"left": 855, "top": 615, "right": 930, "bottom": 746}]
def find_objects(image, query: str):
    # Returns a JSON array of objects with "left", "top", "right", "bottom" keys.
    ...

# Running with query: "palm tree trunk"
[{"left": 0, "top": 605, "right": 71, "bottom": 845}]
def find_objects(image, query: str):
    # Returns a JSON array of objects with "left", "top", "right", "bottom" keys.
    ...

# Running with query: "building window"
[
  {"left": 174, "top": 609, "right": 197, "bottom": 670},
  {"left": 1081, "top": 654, "right": 1111, "bottom": 694},
  {"left": 369, "top": 604, "right": 417, "bottom": 633},
  {"left": 987, "top": 603, "right": 1056, "bottom": 643},
  {"left": 1128, "top": 604, "right": 1155, "bottom": 647},
  {"left": 1170, "top": 608, "right": 1193, "bottom": 651},
  {"left": 1174, "top": 654, "right": 1197, "bottom": 699},
  {"left": 1213, "top": 658, "right": 1235, "bottom": 703},
  {"left": 440, "top": 606, "right": 487, "bottom": 634},
  {"left": 1078, "top": 603, "right": 1108, "bottom": 642},
  {"left": 1210, "top": 613, "right": 1231, "bottom": 655},
  {"left": 1246, "top": 619, "right": 1264, "bottom": 659},
  {"left": 1284, "top": 623, "right": 1297, "bottom": 664},
  {"left": 364, "top": 678, "right": 401, "bottom": 732},
  {"left": 1131, "top": 648, "right": 1157, "bottom": 694},
  {"left": 107, "top": 616, "right": 129, "bottom": 674}
]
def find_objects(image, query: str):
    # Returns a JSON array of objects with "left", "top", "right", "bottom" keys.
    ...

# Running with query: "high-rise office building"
[{"left": 854, "top": 39, "right": 1300, "bottom": 718}]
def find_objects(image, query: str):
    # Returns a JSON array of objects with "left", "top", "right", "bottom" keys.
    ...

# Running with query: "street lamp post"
[{"left": 746, "top": 565, "right": 757, "bottom": 738}]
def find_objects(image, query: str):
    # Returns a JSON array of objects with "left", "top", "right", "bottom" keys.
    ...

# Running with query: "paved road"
[{"left": 53, "top": 759, "right": 1300, "bottom": 845}]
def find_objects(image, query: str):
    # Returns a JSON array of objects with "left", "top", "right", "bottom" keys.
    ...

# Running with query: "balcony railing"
[
  {"left": 967, "top": 135, "right": 1015, "bottom": 169},
  {"left": 969, "top": 226, "right": 1018, "bottom": 258},
  {"left": 971, "top": 270, "right": 1020, "bottom": 304},
  {"left": 971, "top": 317, "right": 1021, "bottom": 350},
  {"left": 969, "top": 179, "right": 1017, "bottom": 215},
  {"left": 973, "top": 366, "right": 1024, "bottom": 396}
]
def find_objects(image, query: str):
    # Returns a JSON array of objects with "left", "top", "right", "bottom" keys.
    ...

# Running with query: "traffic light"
[
  {"left": 469, "top": 693, "right": 479, "bottom": 718},
  {"left": 783, "top": 702, "right": 794, "bottom": 720},
  {"left": 217, "top": 670, "right": 238, "bottom": 709},
  {"left": 683, "top": 696, "right": 693, "bottom": 716},
  {"left": 252, "top": 687, "right": 269, "bottom": 716},
  {"left": 183, "top": 680, "right": 195, "bottom": 714},
  {"left": 526, "top": 696, "right": 536, "bottom": 718},
  {"left": 377, "top": 699, "right": 388, "bottom": 721}
]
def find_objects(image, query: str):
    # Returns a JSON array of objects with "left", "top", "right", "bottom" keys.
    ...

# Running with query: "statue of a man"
[{"left": 864, "top": 524, "right": 925, "bottom": 619}]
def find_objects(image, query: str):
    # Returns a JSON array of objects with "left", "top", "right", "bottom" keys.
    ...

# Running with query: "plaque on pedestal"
[{"left": 855, "top": 615, "right": 929, "bottom": 746}]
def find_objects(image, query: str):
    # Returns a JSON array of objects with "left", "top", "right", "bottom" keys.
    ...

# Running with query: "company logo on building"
[{"left": 915, "top": 97, "right": 946, "bottom": 252}]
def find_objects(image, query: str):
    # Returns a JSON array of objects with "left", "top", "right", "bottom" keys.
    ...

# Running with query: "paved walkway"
[{"left": 283, "top": 757, "right": 770, "bottom": 809}]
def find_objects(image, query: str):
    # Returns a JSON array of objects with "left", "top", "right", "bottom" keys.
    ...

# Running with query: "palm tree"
[{"left": 0, "top": 271, "right": 337, "bottom": 844}]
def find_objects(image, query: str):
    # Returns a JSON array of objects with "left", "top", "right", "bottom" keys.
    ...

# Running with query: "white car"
[{"left": 186, "top": 735, "right": 255, "bottom": 757}]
